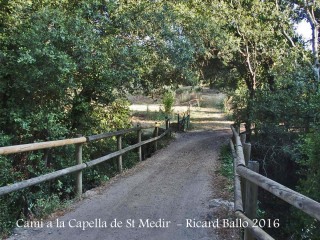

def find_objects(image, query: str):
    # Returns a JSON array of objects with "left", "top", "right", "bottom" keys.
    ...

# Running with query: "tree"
[{"left": 284, "top": 0, "right": 320, "bottom": 83}]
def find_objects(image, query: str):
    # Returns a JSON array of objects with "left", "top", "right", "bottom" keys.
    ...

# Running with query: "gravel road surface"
[{"left": 9, "top": 129, "right": 231, "bottom": 240}]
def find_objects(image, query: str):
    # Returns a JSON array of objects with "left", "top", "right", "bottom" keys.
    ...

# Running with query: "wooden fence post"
[
  {"left": 168, "top": 119, "right": 172, "bottom": 137},
  {"left": 137, "top": 124, "right": 142, "bottom": 161},
  {"left": 75, "top": 134, "right": 83, "bottom": 198},
  {"left": 240, "top": 134, "right": 246, "bottom": 145},
  {"left": 165, "top": 117, "right": 169, "bottom": 130},
  {"left": 244, "top": 161, "right": 259, "bottom": 240},
  {"left": 243, "top": 143, "right": 251, "bottom": 165},
  {"left": 241, "top": 142, "right": 251, "bottom": 211},
  {"left": 117, "top": 135, "right": 123, "bottom": 173},
  {"left": 154, "top": 122, "right": 159, "bottom": 151},
  {"left": 236, "top": 124, "right": 240, "bottom": 135},
  {"left": 187, "top": 114, "right": 190, "bottom": 129}
]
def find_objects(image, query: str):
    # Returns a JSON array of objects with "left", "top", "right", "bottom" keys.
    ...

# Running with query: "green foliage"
[
  {"left": 123, "top": 151, "right": 139, "bottom": 170},
  {"left": 132, "top": 109, "right": 167, "bottom": 122},
  {"left": 289, "top": 131, "right": 320, "bottom": 239},
  {"left": 0, "top": 194, "right": 20, "bottom": 237},
  {"left": 162, "top": 91, "right": 175, "bottom": 115},
  {"left": 218, "top": 144, "right": 233, "bottom": 191},
  {"left": 0, "top": 0, "right": 319, "bottom": 238},
  {"left": 32, "top": 194, "right": 61, "bottom": 218},
  {"left": 93, "top": 99, "right": 131, "bottom": 134}
]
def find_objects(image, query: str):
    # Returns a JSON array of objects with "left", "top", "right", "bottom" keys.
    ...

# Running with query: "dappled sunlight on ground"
[
  {"left": 130, "top": 104, "right": 190, "bottom": 113},
  {"left": 130, "top": 104, "right": 161, "bottom": 112},
  {"left": 130, "top": 88, "right": 233, "bottom": 131},
  {"left": 189, "top": 91, "right": 233, "bottom": 131}
]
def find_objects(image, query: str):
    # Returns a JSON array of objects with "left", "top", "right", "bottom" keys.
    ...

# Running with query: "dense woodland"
[{"left": 0, "top": 0, "right": 320, "bottom": 239}]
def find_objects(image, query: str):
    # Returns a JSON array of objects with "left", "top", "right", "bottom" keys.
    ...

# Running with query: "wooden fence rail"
[
  {"left": 230, "top": 125, "right": 320, "bottom": 240},
  {"left": 177, "top": 111, "right": 190, "bottom": 131},
  {"left": 0, "top": 137, "right": 87, "bottom": 155},
  {"left": 0, "top": 121, "right": 170, "bottom": 197}
]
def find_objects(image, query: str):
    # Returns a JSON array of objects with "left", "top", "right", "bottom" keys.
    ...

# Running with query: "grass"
[
  {"left": 175, "top": 86, "right": 202, "bottom": 105},
  {"left": 33, "top": 194, "right": 75, "bottom": 218},
  {"left": 218, "top": 144, "right": 234, "bottom": 192},
  {"left": 131, "top": 108, "right": 179, "bottom": 124},
  {"left": 200, "top": 92, "right": 226, "bottom": 109},
  {"left": 132, "top": 110, "right": 168, "bottom": 121}
]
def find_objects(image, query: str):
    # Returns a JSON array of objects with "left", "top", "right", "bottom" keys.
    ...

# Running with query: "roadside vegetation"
[
  {"left": 218, "top": 144, "right": 234, "bottom": 193},
  {"left": 1, "top": 0, "right": 320, "bottom": 238}
]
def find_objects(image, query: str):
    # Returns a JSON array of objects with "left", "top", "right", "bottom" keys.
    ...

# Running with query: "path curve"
[{"left": 9, "top": 129, "right": 231, "bottom": 240}]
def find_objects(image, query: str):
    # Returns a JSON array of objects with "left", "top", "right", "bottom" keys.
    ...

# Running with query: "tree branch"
[{"left": 282, "top": 29, "right": 296, "bottom": 48}]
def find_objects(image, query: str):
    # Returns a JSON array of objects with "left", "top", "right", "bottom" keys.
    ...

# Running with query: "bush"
[
  {"left": 249, "top": 127, "right": 301, "bottom": 239},
  {"left": 289, "top": 131, "right": 320, "bottom": 239},
  {"left": 162, "top": 91, "right": 175, "bottom": 115},
  {"left": 0, "top": 98, "right": 133, "bottom": 237}
]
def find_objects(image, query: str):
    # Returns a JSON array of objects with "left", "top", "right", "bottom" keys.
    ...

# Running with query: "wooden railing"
[
  {"left": 230, "top": 125, "right": 320, "bottom": 240},
  {"left": 0, "top": 120, "right": 170, "bottom": 197},
  {"left": 177, "top": 111, "right": 190, "bottom": 131}
]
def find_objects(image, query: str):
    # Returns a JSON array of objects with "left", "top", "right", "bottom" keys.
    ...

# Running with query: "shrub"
[
  {"left": 289, "top": 131, "right": 320, "bottom": 239},
  {"left": 162, "top": 91, "right": 175, "bottom": 115}
]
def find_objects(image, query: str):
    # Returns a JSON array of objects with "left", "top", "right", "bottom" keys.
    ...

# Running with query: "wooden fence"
[
  {"left": 0, "top": 120, "right": 170, "bottom": 197},
  {"left": 230, "top": 125, "right": 320, "bottom": 240},
  {"left": 177, "top": 111, "right": 190, "bottom": 131}
]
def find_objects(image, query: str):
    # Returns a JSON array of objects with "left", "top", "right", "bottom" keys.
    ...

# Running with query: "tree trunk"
[
  {"left": 305, "top": 4, "right": 319, "bottom": 83},
  {"left": 245, "top": 83, "right": 255, "bottom": 142}
]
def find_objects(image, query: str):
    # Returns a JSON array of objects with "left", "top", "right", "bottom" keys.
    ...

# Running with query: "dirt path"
[
  {"left": 9, "top": 89, "right": 236, "bottom": 240},
  {"left": 10, "top": 130, "right": 231, "bottom": 240}
]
